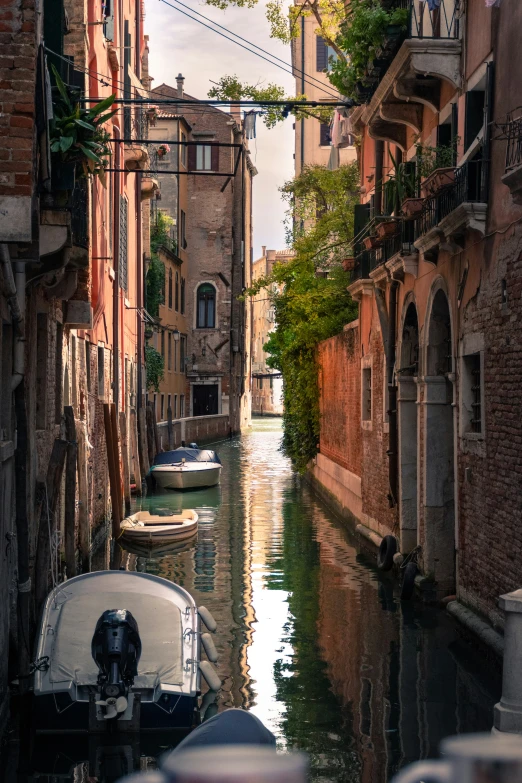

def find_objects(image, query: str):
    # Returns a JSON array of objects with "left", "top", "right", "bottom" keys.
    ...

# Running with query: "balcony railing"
[
  {"left": 504, "top": 116, "right": 522, "bottom": 173},
  {"left": 409, "top": 0, "right": 460, "bottom": 39},
  {"left": 70, "top": 179, "right": 89, "bottom": 249},
  {"left": 415, "top": 159, "right": 488, "bottom": 239},
  {"left": 124, "top": 107, "right": 148, "bottom": 142},
  {"left": 352, "top": 218, "right": 416, "bottom": 282}
]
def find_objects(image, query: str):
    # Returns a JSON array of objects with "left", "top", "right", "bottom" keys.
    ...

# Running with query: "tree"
[{"left": 245, "top": 163, "right": 360, "bottom": 472}]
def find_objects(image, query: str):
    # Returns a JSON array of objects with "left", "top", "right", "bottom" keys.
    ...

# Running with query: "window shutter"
[
  {"left": 119, "top": 195, "right": 128, "bottom": 291},
  {"left": 464, "top": 90, "right": 485, "bottom": 151},
  {"left": 211, "top": 144, "right": 219, "bottom": 172},
  {"left": 316, "top": 36, "right": 328, "bottom": 72},
  {"left": 188, "top": 144, "right": 196, "bottom": 171},
  {"left": 353, "top": 203, "right": 371, "bottom": 248}
]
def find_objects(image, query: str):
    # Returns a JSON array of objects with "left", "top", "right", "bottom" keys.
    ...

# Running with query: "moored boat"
[
  {"left": 33, "top": 570, "right": 220, "bottom": 734},
  {"left": 150, "top": 444, "right": 222, "bottom": 491},
  {"left": 120, "top": 510, "right": 198, "bottom": 545}
]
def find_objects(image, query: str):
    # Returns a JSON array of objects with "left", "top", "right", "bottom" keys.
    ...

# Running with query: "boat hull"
[{"left": 151, "top": 463, "right": 222, "bottom": 490}]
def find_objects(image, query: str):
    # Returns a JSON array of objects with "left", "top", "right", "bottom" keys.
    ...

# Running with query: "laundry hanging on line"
[
  {"left": 243, "top": 111, "right": 256, "bottom": 140},
  {"left": 420, "top": 0, "right": 441, "bottom": 11}
]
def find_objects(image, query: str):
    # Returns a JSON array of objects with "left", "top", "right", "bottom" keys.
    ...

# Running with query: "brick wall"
[
  {"left": 156, "top": 413, "right": 230, "bottom": 450},
  {"left": 318, "top": 323, "right": 361, "bottom": 476}
]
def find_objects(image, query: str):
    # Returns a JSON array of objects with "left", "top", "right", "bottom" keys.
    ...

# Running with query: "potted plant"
[
  {"left": 363, "top": 235, "right": 380, "bottom": 250},
  {"left": 342, "top": 257, "right": 355, "bottom": 271},
  {"left": 417, "top": 139, "right": 458, "bottom": 197},
  {"left": 146, "top": 107, "right": 158, "bottom": 126},
  {"left": 375, "top": 218, "right": 399, "bottom": 239},
  {"left": 157, "top": 143, "right": 170, "bottom": 158},
  {"left": 401, "top": 197, "right": 425, "bottom": 219},
  {"left": 49, "top": 65, "right": 116, "bottom": 187},
  {"left": 380, "top": 152, "right": 423, "bottom": 219}
]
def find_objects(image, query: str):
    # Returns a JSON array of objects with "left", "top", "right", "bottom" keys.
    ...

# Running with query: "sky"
[{"left": 145, "top": 0, "right": 295, "bottom": 259}]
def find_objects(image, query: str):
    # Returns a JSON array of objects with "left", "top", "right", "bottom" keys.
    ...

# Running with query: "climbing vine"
[
  {"left": 145, "top": 343, "right": 165, "bottom": 393},
  {"left": 146, "top": 211, "right": 175, "bottom": 318},
  {"left": 246, "top": 164, "right": 360, "bottom": 472}
]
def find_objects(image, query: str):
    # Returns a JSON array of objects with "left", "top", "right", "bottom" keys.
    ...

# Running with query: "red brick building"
[{"left": 312, "top": 0, "right": 522, "bottom": 634}]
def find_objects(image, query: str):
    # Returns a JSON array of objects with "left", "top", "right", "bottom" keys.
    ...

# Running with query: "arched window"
[
  {"left": 175, "top": 271, "right": 179, "bottom": 312},
  {"left": 168, "top": 268, "right": 173, "bottom": 309},
  {"left": 180, "top": 277, "right": 186, "bottom": 314},
  {"left": 197, "top": 283, "right": 216, "bottom": 328}
]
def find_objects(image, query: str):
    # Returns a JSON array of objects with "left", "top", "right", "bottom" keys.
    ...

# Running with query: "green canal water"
[{"left": 127, "top": 417, "right": 500, "bottom": 781}]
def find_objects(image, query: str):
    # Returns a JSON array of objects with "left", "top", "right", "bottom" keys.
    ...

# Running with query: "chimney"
[
  {"left": 176, "top": 73, "right": 185, "bottom": 99},
  {"left": 261, "top": 245, "right": 266, "bottom": 257}
]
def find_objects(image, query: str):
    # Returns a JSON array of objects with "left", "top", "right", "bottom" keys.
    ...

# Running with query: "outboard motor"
[
  {"left": 91, "top": 609, "right": 141, "bottom": 719},
  {"left": 189, "top": 442, "right": 198, "bottom": 449}
]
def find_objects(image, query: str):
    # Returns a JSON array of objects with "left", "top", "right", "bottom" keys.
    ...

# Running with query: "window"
[
  {"left": 168, "top": 268, "right": 173, "bottom": 308},
  {"left": 175, "top": 271, "right": 179, "bottom": 311},
  {"left": 119, "top": 194, "right": 128, "bottom": 291},
  {"left": 167, "top": 394, "right": 171, "bottom": 414},
  {"left": 85, "top": 340, "right": 91, "bottom": 392},
  {"left": 197, "top": 283, "right": 216, "bottom": 328},
  {"left": 180, "top": 394, "right": 185, "bottom": 418},
  {"left": 161, "top": 329, "right": 165, "bottom": 358},
  {"left": 196, "top": 144, "right": 212, "bottom": 170},
  {"left": 160, "top": 394, "right": 165, "bottom": 421},
  {"left": 174, "top": 336, "right": 177, "bottom": 372},
  {"left": 181, "top": 131, "right": 187, "bottom": 167},
  {"left": 320, "top": 122, "right": 331, "bottom": 147},
  {"left": 180, "top": 210, "right": 186, "bottom": 249},
  {"left": 181, "top": 277, "right": 186, "bottom": 314},
  {"left": 464, "top": 89, "right": 485, "bottom": 152},
  {"left": 71, "top": 335, "right": 77, "bottom": 412},
  {"left": 180, "top": 335, "right": 186, "bottom": 370},
  {"left": 462, "top": 352, "right": 483, "bottom": 435},
  {"left": 97, "top": 346, "right": 105, "bottom": 399},
  {"left": 174, "top": 394, "right": 178, "bottom": 418},
  {"left": 362, "top": 366, "right": 372, "bottom": 421},
  {"left": 270, "top": 376, "right": 273, "bottom": 390},
  {"left": 316, "top": 36, "right": 328, "bottom": 71},
  {"left": 168, "top": 332, "right": 172, "bottom": 371}
]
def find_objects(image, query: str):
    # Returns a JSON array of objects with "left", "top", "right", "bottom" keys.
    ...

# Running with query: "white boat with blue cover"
[
  {"left": 150, "top": 444, "right": 222, "bottom": 491},
  {"left": 33, "top": 570, "right": 220, "bottom": 733}
]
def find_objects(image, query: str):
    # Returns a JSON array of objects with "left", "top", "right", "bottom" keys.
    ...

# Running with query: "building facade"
[
  {"left": 291, "top": 0, "right": 357, "bottom": 174},
  {"left": 152, "top": 81, "right": 255, "bottom": 433},
  {"left": 312, "top": 0, "right": 522, "bottom": 634},
  {"left": 251, "top": 247, "right": 295, "bottom": 416}
]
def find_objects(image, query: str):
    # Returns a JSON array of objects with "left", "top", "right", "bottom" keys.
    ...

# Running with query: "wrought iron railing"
[
  {"left": 415, "top": 159, "right": 488, "bottom": 240},
  {"left": 409, "top": 0, "right": 460, "bottom": 39},
  {"left": 70, "top": 179, "right": 89, "bottom": 249},
  {"left": 504, "top": 116, "right": 522, "bottom": 173},
  {"left": 351, "top": 218, "right": 416, "bottom": 282},
  {"left": 124, "top": 107, "right": 148, "bottom": 142}
]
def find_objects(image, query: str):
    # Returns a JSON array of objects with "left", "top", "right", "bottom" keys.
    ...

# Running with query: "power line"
[
  {"left": 165, "top": 0, "right": 340, "bottom": 99},
  {"left": 158, "top": 0, "right": 342, "bottom": 101}
]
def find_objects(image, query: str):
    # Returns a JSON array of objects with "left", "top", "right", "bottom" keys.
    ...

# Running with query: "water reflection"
[{"left": 3, "top": 419, "right": 500, "bottom": 781}]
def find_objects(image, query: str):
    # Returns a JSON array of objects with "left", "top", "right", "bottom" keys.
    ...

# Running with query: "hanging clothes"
[
  {"left": 330, "top": 110, "right": 342, "bottom": 147},
  {"left": 420, "top": 0, "right": 441, "bottom": 11},
  {"left": 243, "top": 111, "right": 257, "bottom": 140}
]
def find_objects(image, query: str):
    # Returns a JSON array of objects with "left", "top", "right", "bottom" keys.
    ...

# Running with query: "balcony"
[
  {"left": 414, "top": 159, "right": 488, "bottom": 262},
  {"left": 124, "top": 107, "right": 150, "bottom": 170},
  {"left": 40, "top": 178, "right": 89, "bottom": 267},
  {"left": 500, "top": 114, "right": 522, "bottom": 204},
  {"left": 351, "top": 0, "right": 461, "bottom": 150}
]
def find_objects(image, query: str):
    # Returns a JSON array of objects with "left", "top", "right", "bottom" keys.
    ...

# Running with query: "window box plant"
[
  {"left": 363, "top": 235, "right": 381, "bottom": 250},
  {"left": 342, "top": 257, "right": 356, "bottom": 272},
  {"left": 417, "top": 138, "right": 458, "bottom": 197},
  {"left": 375, "top": 218, "right": 399, "bottom": 239},
  {"left": 157, "top": 143, "right": 170, "bottom": 158},
  {"left": 49, "top": 65, "right": 116, "bottom": 186},
  {"left": 420, "top": 167, "right": 456, "bottom": 197},
  {"left": 401, "top": 197, "right": 425, "bottom": 219}
]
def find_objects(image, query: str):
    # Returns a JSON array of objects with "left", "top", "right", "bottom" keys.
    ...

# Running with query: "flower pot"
[
  {"left": 421, "top": 167, "right": 455, "bottom": 197},
  {"left": 401, "top": 197, "right": 425, "bottom": 219},
  {"left": 342, "top": 257, "right": 355, "bottom": 272},
  {"left": 363, "top": 236, "right": 380, "bottom": 250},
  {"left": 51, "top": 160, "right": 76, "bottom": 192},
  {"left": 376, "top": 220, "right": 399, "bottom": 240},
  {"left": 144, "top": 327, "right": 153, "bottom": 340}
]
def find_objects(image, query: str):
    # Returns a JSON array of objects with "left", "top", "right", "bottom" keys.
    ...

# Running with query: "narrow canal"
[{"left": 127, "top": 417, "right": 500, "bottom": 781}]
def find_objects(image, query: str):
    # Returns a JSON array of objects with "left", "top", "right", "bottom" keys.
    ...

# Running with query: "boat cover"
[
  {"left": 153, "top": 449, "right": 221, "bottom": 466},
  {"left": 50, "top": 591, "right": 183, "bottom": 687}
]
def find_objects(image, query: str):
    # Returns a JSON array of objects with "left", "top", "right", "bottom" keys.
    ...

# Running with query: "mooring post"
[{"left": 494, "top": 588, "right": 522, "bottom": 734}]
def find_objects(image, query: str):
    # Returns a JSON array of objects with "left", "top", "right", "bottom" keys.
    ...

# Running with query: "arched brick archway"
[
  {"left": 422, "top": 286, "right": 456, "bottom": 595},
  {"left": 397, "top": 299, "right": 419, "bottom": 553}
]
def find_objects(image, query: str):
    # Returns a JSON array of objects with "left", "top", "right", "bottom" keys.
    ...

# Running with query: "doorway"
[
  {"left": 423, "top": 288, "right": 455, "bottom": 595},
  {"left": 193, "top": 384, "right": 219, "bottom": 417}
]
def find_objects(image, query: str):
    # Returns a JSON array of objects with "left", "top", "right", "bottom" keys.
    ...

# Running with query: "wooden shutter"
[
  {"left": 118, "top": 195, "right": 128, "bottom": 291},
  {"left": 211, "top": 144, "right": 219, "bottom": 172},
  {"left": 316, "top": 36, "right": 328, "bottom": 71},
  {"left": 464, "top": 90, "right": 485, "bottom": 151},
  {"left": 353, "top": 203, "right": 371, "bottom": 249},
  {"left": 188, "top": 144, "right": 196, "bottom": 171}
]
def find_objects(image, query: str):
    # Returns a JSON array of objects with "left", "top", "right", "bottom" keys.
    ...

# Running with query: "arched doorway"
[
  {"left": 423, "top": 288, "right": 455, "bottom": 596},
  {"left": 397, "top": 301, "right": 419, "bottom": 553}
]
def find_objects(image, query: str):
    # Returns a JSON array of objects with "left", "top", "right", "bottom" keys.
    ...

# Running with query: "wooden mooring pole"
[{"left": 64, "top": 406, "right": 77, "bottom": 578}]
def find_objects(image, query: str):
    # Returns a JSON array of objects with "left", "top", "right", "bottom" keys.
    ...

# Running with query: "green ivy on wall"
[{"left": 145, "top": 343, "right": 165, "bottom": 393}]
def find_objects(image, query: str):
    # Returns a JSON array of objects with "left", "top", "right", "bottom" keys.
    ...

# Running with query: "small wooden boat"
[
  {"left": 150, "top": 445, "right": 222, "bottom": 491},
  {"left": 33, "top": 570, "right": 221, "bottom": 733},
  {"left": 120, "top": 510, "right": 198, "bottom": 545}
]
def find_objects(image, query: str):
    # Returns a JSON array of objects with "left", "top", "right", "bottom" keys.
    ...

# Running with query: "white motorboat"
[
  {"left": 33, "top": 570, "right": 220, "bottom": 733},
  {"left": 120, "top": 510, "right": 198, "bottom": 545},
  {"left": 150, "top": 445, "right": 222, "bottom": 491}
]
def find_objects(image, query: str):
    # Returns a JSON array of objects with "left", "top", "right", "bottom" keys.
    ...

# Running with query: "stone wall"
[{"left": 156, "top": 413, "right": 230, "bottom": 451}]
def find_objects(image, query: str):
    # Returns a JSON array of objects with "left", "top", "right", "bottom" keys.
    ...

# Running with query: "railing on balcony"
[
  {"left": 415, "top": 159, "right": 488, "bottom": 240},
  {"left": 504, "top": 116, "right": 522, "bottom": 173},
  {"left": 70, "top": 179, "right": 89, "bottom": 249},
  {"left": 351, "top": 218, "right": 416, "bottom": 282},
  {"left": 409, "top": 0, "right": 460, "bottom": 39},
  {"left": 124, "top": 106, "right": 148, "bottom": 142}
]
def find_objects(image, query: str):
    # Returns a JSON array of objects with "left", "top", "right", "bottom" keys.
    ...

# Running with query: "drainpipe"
[
  {"left": 113, "top": 127, "right": 121, "bottom": 410},
  {"left": 0, "top": 244, "right": 30, "bottom": 684},
  {"left": 387, "top": 280, "right": 399, "bottom": 508}
]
